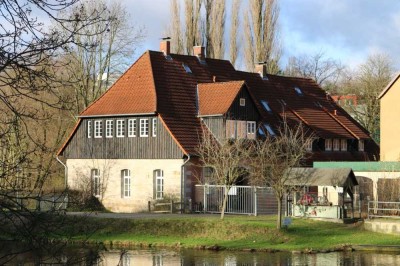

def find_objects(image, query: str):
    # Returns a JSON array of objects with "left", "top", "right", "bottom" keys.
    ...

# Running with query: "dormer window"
[
  {"left": 182, "top": 63, "right": 192, "bottom": 73},
  {"left": 240, "top": 98, "right": 246, "bottom": 106},
  {"left": 261, "top": 100, "right": 272, "bottom": 112},
  {"left": 341, "top": 139, "right": 347, "bottom": 151},
  {"left": 333, "top": 139, "right": 340, "bottom": 151},
  {"left": 325, "top": 139, "right": 332, "bottom": 151},
  {"left": 294, "top": 86, "right": 303, "bottom": 95},
  {"left": 264, "top": 123, "right": 276, "bottom": 136}
]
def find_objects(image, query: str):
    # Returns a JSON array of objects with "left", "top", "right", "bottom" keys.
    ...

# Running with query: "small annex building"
[
  {"left": 288, "top": 168, "right": 358, "bottom": 220},
  {"left": 57, "top": 41, "right": 379, "bottom": 213}
]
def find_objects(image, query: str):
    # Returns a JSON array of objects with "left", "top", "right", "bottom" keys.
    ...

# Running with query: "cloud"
[{"left": 280, "top": 0, "right": 400, "bottom": 69}]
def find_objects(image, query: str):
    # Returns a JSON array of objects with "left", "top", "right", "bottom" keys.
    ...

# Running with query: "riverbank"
[{"left": 61, "top": 213, "right": 400, "bottom": 253}]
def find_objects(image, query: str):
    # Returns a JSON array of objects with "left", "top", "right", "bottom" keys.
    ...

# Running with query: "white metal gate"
[{"left": 194, "top": 185, "right": 285, "bottom": 216}]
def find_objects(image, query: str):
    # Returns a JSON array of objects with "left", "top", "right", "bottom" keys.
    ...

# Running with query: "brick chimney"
[
  {"left": 193, "top": 46, "right": 205, "bottom": 61},
  {"left": 255, "top": 63, "right": 267, "bottom": 79},
  {"left": 160, "top": 40, "right": 170, "bottom": 56}
]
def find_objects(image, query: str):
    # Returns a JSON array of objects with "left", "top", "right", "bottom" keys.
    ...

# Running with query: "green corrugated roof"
[{"left": 313, "top": 162, "right": 400, "bottom": 172}]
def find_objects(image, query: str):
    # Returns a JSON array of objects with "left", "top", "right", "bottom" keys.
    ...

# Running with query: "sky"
[{"left": 124, "top": 0, "right": 400, "bottom": 71}]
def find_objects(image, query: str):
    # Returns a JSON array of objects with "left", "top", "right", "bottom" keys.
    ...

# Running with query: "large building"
[
  {"left": 57, "top": 41, "right": 378, "bottom": 212},
  {"left": 379, "top": 73, "right": 400, "bottom": 161}
]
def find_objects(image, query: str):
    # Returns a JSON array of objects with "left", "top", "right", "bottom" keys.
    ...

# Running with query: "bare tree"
[
  {"left": 168, "top": 0, "right": 184, "bottom": 54},
  {"left": 338, "top": 53, "right": 393, "bottom": 143},
  {"left": 184, "top": 0, "right": 202, "bottom": 55},
  {"left": 250, "top": 120, "right": 313, "bottom": 229},
  {"left": 57, "top": 0, "right": 145, "bottom": 116},
  {"left": 229, "top": 0, "right": 240, "bottom": 66},
  {"left": 244, "top": 0, "right": 281, "bottom": 74},
  {"left": 197, "top": 132, "right": 251, "bottom": 220},
  {"left": 203, "top": 0, "right": 226, "bottom": 59},
  {"left": 284, "top": 51, "right": 344, "bottom": 91},
  {"left": 0, "top": 0, "right": 109, "bottom": 245}
]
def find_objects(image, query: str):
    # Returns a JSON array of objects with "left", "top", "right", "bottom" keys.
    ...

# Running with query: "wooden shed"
[{"left": 288, "top": 168, "right": 358, "bottom": 220}]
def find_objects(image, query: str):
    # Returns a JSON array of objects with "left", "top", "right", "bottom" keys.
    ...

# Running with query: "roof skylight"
[
  {"left": 294, "top": 86, "right": 303, "bottom": 95},
  {"left": 264, "top": 123, "right": 276, "bottom": 136},
  {"left": 258, "top": 127, "right": 266, "bottom": 136},
  {"left": 182, "top": 63, "right": 192, "bottom": 73},
  {"left": 261, "top": 100, "right": 272, "bottom": 112}
]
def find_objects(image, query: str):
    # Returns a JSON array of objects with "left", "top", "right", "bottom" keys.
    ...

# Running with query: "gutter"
[
  {"left": 56, "top": 156, "right": 68, "bottom": 189},
  {"left": 181, "top": 154, "right": 191, "bottom": 213},
  {"left": 78, "top": 112, "right": 156, "bottom": 118}
]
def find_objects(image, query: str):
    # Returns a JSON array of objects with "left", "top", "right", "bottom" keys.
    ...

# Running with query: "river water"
[{"left": 1, "top": 244, "right": 400, "bottom": 265}]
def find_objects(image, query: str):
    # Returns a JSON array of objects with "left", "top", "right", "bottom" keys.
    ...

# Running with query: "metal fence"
[
  {"left": 368, "top": 201, "right": 400, "bottom": 219},
  {"left": 194, "top": 185, "right": 286, "bottom": 216}
]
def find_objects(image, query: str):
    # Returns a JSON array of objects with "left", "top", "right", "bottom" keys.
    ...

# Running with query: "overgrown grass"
[{"left": 60, "top": 215, "right": 400, "bottom": 251}]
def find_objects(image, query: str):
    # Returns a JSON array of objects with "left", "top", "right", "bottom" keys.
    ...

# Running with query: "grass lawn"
[{"left": 62, "top": 214, "right": 400, "bottom": 251}]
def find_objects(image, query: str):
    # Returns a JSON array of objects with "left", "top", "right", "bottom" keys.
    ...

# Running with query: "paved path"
[{"left": 67, "top": 212, "right": 219, "bottom": 219}]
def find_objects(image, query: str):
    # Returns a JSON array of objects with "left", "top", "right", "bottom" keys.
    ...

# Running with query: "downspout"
[
  {"left": 181, "top": 154, "right": 191, "bottom": 213},
  {"left": 56, "top": 156, "right": 68, "bottom": 189}
]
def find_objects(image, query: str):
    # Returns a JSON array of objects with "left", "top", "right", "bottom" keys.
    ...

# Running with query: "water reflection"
[{"left": 1, "top": 243, "right": 400, "bottom": 265}]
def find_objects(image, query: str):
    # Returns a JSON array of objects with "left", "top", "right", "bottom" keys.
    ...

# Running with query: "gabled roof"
[
  {"left": 197, "top": 81, "right": 246, "bottom": 116},
  {"left": 378, "top": 72, "right": 400, "bottom": 99},
  {"left": 59, "top": 47, "right": 377, "bottom": 158},
  {"left": 288, "top": 167, "right": 358, "bottom": 187},
  {"left": 80, "top": 52, "right": 157, "bottom": 116}
]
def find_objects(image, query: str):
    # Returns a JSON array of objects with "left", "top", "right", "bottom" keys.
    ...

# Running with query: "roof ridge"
[{"left": 198, "top": 80, "right": 245, "bottom": 86}]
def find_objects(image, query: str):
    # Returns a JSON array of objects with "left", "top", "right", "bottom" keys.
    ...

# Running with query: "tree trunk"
[
  {"left": 276, "top": 195, "right": 283, "bottom": 229},
  {"left": 220, "top": 186, "right": 229, "bottom": 220}
]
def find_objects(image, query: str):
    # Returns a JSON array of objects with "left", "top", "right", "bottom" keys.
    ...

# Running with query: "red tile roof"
[
  {"left": 59, "top": 48, "right": 378, "bottom": 160},
  {"left": 198, "top": 81, "right": 245, "bottom": 116},
  {"left": 80, "top": 52, "right": 157, "bottom": 116}
]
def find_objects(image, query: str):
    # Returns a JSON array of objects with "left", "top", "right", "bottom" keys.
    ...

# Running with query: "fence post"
[
  {"left": 254, "top": 187, "right": 257, "bottom": 216},
  {"left": 367, "top": 196, "right": 370, "bottom": 220},
  {"left": 148, "top": 201, "right": 151, "bottom": 212},
  {"left": 170, "top": 200, "right": 174, "bottom": 213},
  {"left": 203, "top": 185, "right": 207, "bottom": 213}
]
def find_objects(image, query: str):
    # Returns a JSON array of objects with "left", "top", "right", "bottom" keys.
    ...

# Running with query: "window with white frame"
[
  {"left": 325, "top": 139, "right": 332, "bottom": 151},
  {"left": 116, "top": 119, "right": 125, "bottom": 137},
  {"left": 154, "top": 169, "right": 164, "bottom": 199},
  {"left": 91, "top": 169, "right": 101, "bottom": 197},
  {"left": 152, "top": 118, "right": 157, "bottom": 137},
  {"left": 121, "top": 169, "right": 131, "bottom": 198},
  {"left": 247, "top": 121, "right": 256, "bottom": 136},
  {"left": 106, "top": 120, "right": 113, "bottom": 138},
  {"left": 240, "top": 98, "right": 246, "bottom": 106},
  {"left": 87, "top": 120, "right": 92, "bottom": 138},
  {"left": 359, "top": 139, "right": 365, "bottom": 151},
  {"left": 333, "top": 139, "right": 340, "bottom": 151},
  {"left": 341, "top": 139, "right": 347, "bottom": 151},
  {"left": 128, "top": 119, "right": 136, "bottom": 137},
  {"left": 94, "top": 120, "right": 102, "bottom": 138},
  {"left": 140, "top": 118, "right": 149, "bottom": 137}
]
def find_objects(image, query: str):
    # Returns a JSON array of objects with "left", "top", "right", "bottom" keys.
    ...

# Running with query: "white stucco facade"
[{"left": 66, "top": 159, "right": 184, "bottom": 212}]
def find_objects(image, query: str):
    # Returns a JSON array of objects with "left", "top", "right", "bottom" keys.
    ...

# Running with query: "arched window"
[
  {"left": 153, "top": 169, "right": 164, "bottom": 199},
  {"left": 121, "top": 169, "right": 131, "bottom": 198},
  {"left": 91, "top": 169, "right": 101, "bottom": 197}
]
